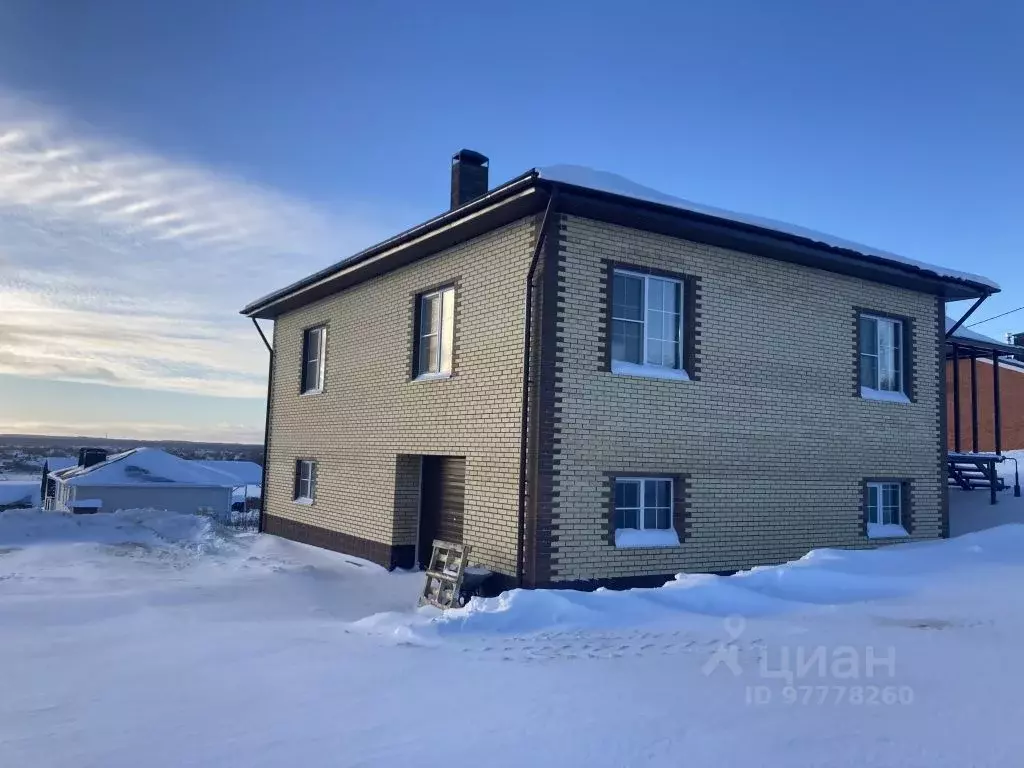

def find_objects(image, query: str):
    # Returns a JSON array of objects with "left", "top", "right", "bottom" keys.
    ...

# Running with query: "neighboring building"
[
  {"left": 190, "top": 459, "right": 263, "bottom": 515},
  {"left": 945, "top": 321, "right": 1024, "bottom": 452},
  {"left": 1009, "top": 332, "right": 1024, "bottom": 362},
  {"left": 47, "top": 448, "right": 235, "bottom": 517},
  {"left": 190, "top": 460, "right": 263, "bottom": 486},
  {"left": 39, "top": 456, "right": 78, "bottom": 504},
  {"left": 241, "top": 151, "right": 1001, "bottom": 589}
]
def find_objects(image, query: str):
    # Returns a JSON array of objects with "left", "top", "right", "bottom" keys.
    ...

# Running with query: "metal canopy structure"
[{"left": 945, "top": 318, "right": 1020, "bottom": 455}]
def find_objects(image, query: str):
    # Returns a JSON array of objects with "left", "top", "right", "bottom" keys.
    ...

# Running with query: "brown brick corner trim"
[{"left": 263, "top": 513, "right": 414, "bottom": 569}]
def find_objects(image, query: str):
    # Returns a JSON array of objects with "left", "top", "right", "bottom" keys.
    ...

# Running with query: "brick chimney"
[
  {"left": 77, "top": 447, "right": 108, "bottom": 468},
  {"left": 450, "top": 150, "right": 489, "bottom": 209}
]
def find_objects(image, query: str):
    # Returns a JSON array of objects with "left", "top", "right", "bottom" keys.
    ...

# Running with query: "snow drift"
[
  {"left": 0, "top": 507, "right": 232, "bottom": 554},
  {"left": 359, "top": 524, "right": 1024, "bottom": 638}
]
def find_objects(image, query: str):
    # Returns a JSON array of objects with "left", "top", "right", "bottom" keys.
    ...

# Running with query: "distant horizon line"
[{"left": 0, "top": 432, "right": 262, "bottom": 448}]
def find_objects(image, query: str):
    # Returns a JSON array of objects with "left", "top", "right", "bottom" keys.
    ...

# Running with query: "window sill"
[
  {"left": 860, "top": 387, "right": 910, "bottom": 404},
  {"left": 614, "top": 529, "right": 681, "bottom": 548},
  {"left": 300, "top": 389, "right": 324, "bottom": 397},
  {"left": 413, "top": 372, "right": 452, "bottom": 382},
  {"left": 293, "top": 497, "right": 314, "bottom": 506},
  {"left": 867, "top": 523, "right": 908, "bottom": 539},
  {"left": 611, "top": 361, "right": 690, "bottom": 381}
]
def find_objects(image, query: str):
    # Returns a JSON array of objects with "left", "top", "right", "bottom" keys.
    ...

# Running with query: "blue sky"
[{"left": 0, "top": 1, "right": 1020, "bottom": 442}]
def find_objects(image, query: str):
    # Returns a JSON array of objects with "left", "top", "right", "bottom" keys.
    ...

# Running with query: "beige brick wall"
[
  {"left": 265, "top": 217, "right": 536, "bottom": 575},
  {"left": 550, "top": 215, "right": 943, "bottom": 581}
]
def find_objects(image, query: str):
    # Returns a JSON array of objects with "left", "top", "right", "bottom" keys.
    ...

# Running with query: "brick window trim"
[
  {"left": 853, "top": 307, "right": 916, "bottom": 402},
  {"left": 859, "top": 477, "right": 914, "bottom": 536},
  {"left": 408, "top": 277, "right": 462, "bottom": 380},
  {"left": 603, "top": 472, "right": 691, "bottom": 546},
  {"left": 599, "top": 260, "right": 702, "bottom": 380}
]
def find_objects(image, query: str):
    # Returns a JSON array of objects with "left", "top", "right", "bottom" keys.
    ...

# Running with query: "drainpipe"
[
  {"left": 251, "top": 318, "right": 273, "bottom": 533},
  {"left": 516, "top": 190, "right": 557, "bottom": 588}
]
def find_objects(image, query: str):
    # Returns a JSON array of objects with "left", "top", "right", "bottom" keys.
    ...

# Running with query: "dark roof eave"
[
  {"left": 242, "top": 171, "right": 997, "bottom": 319},
  {"left": 546, "top": 179, "right": 998, "bottom": 302}
]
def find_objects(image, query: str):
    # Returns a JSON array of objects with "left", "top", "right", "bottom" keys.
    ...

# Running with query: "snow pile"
[
  {"left": 359, "top": 525, "right": 1024, "bottom": 639},
  {"left": 0, "top": 481, "right": 39, "bottom": 508},
  {"left": 0, "top": 507, "right": 232, "bottom": 554},
  {"left": 538, "top": 165, "right": 999, "bottom": 290}
]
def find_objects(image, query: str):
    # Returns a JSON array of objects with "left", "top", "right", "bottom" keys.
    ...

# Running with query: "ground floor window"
[
  {"left": 866, "top": 481, "right": 907, "bottom": 538},
  {"left": 614, "top": 477, "right": 679, "bottom": 548},
  {"left": 294, "top": 460, "right": 317, "bottom": 503}
]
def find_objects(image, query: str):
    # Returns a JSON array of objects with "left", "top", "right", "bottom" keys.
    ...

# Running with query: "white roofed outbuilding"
[{"left": 48, "top": 448, "right": 239, "bottom": 518}]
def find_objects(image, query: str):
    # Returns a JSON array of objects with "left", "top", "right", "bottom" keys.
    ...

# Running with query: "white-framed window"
[
  {"left": 301, "top": 326, "right": 327, "bottom": 394},
  {"left": 859, "top": 314, "right": 904, "bottom": 395},
  {"left": 614, "top": 477, "right": 679, "bottom": 548},
  {"left": 611, "top": 269, "right": 687, "bottom": 379},
  {"left": 294, "top": 460, "right": 317, "bottom": 503},
  {"left": 866, "top": 481, "right": 907, "bottom": 538},
  {"left": 416, "top": 286, "right": 455, "bottom": 378}
]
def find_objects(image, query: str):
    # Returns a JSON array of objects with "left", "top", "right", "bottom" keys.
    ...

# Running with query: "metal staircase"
[{"left": 947, "top": 453, "right": 1020, "bottom": 505}]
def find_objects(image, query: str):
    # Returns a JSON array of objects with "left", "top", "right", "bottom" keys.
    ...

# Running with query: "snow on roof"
[
  {"left": 42, "top": 457, "right": 77, "bottom": 473},
  {"left": 190, "top": 460, "right": 262, "bottom": 486},
  {"left": 57, "top": 448, "right": 243, "bottom": 488},
  {"left": 945, "top": 316, "right": 1005, "bottom": 346},
  {"left": 537, "top": 165, "right": 1000, "bottom": 291}
]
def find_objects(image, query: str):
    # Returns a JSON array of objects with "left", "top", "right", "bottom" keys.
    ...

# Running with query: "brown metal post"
[
  {"left": 952, "top": 345, "right": 962, "bottom": 453},
  {"left": 993, "top": 350, "right": 1002, "bottom": 455},
  {"left": 970, "top": 354, "right": 979, "bottom": 453}
]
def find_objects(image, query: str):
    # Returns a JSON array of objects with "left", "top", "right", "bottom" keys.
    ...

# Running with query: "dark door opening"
[{"left": 418, "top": 456, "right": 465, "bottom": 568}]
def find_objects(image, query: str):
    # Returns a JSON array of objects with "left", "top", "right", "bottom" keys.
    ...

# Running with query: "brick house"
[
  {"left": 242, "top": 152, "right": 1000, "bottom": 589},
  {"left": 945, "top": 324, "right": 1024, "bottom": 452}
]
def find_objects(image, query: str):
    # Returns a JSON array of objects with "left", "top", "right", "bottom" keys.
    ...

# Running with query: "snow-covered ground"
[
  {"left": 2, "top": 490, "right": 1024, "bottom": 767},
  {"left": 949, "top": 449, "right": 1024, "bottom": 536},
  {"left": 0, "top": 479, "right": 39, "bottom": 508}
]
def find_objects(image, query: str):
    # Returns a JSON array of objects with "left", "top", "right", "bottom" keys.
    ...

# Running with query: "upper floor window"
[
  {"left": 301, "top": 326, "right": 326, "bottom": 394},
  {"left": 858, "top": 313, "right": 905, "bottom": 399},
  {"left": 416, "top": 286, "right": 455, "bottom": 378},
  {"left": 294, "top": 460, "right": 317, "bottom": 504},
  {"left": 612, "top": 269, "right": 688, "bottom": 379}
]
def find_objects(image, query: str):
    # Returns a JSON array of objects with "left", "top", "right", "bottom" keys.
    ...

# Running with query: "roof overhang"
[
  {"left": 946, "top": 337, "right": 1022, "bottom": 357},
  {"left": 242, "top": 172, "right": 997, "bottom": 320},
  {"left": 550, "top": 181, "right": 996, "bottom": 301}
]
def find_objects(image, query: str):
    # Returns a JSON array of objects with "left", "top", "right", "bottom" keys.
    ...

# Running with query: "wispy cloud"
[{"left": 0, "top": 89, "right": 389, "bottom": 398}]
